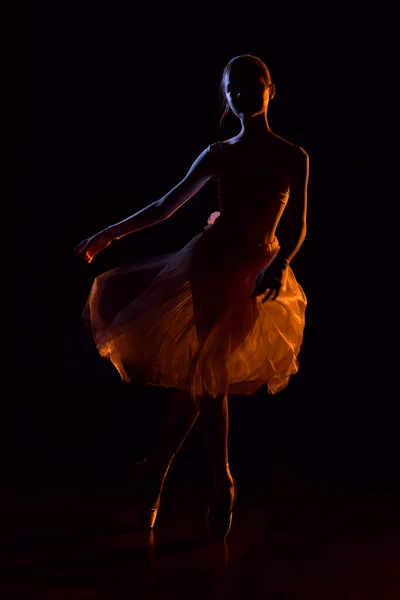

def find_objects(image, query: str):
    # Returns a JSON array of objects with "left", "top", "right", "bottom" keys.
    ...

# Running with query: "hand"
[
  {"left": 74, "top": 229, "right": 114, "bottom": 264},
  {"left": 203, "top": 211, "right": 220, "bottom": 232},
  {"left": 250, "top": 255, "right": 288, "bottom": 302}
]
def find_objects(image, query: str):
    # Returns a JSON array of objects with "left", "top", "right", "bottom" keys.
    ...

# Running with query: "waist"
[
  {"left": 201, "top": 229, "right": 279, "bottom": 258},
  {"left": 206, "top": 222, "right": 277, "bottom": 248}
]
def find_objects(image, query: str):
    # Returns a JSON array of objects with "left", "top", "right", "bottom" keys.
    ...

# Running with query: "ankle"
[
  {"left": 146, "top": 454, "right": 174, "bottom": 475},
  {"left": 212, "top": 464, "right": 233, "bottom": 487}
]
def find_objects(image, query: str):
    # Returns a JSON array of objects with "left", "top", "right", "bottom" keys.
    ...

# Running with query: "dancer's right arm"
[
  {"left": 74, "top": 146, "right": 214, "bottom": 263},
  {"left": 108, "top": 146, "right": 214, "bottom": 240}
]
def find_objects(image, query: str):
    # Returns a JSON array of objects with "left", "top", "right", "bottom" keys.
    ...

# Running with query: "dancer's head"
[{"left": 219, "top": 54, "right": 275, "bottom": 127}]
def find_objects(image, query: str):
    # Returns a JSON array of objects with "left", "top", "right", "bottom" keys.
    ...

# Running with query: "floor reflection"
[{"left": 1, "top": 465, "right": 399, "bottom": 599}]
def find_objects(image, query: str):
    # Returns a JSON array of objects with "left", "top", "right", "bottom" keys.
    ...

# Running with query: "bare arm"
[
  {"left": 108, "top": 146, "right": 213, "bottom": 240},
  {"left": 275, "top": 147, "right": 309, "bottom": 266},
  {"left": 250, "top": 148, "right": 309, "bottom": 301}
]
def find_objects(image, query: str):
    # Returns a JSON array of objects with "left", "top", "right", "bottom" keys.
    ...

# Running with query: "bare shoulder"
[
  {"left": 207, "top": 140, "right": 228, "bottom": 167},
  {"left": 270, "top": 133, "right": 308, "bottom": 160},
  {"left": 210, "top": 137, "right": 242, "bottom": 151},
  {"left": 209, "top": 135, "right": 308, "bottom": 171},
  {"left": 209, "top": 140, "right": 225, "bottom": 152}
]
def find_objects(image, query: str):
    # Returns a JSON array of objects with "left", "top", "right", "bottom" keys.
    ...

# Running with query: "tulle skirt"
[{"left": 82, "top": 217, "right": 307, "bottom": 400}]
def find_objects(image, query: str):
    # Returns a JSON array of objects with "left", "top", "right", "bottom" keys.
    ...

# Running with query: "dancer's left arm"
[
  {"left": 251, "top": 148, "right": 309, "bottom": 301},
  {"left": 74, "top": 147, "right": 213, "bottom": 263}
]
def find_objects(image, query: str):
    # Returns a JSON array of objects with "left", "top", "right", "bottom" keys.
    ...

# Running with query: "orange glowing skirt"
[{"left": 82, "top": 218, "right": 307, "bottom": 400}]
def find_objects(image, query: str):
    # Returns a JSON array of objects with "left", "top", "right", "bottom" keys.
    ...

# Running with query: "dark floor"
[
  {"left": 1, "top": 458, "right": 399, "bottom": 599},
  {"left": 3, "top": 351, "right": 399, "bottom": 599}
]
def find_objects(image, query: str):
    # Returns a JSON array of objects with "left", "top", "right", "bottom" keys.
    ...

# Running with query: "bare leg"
[
  {"left": 148, "top": 389, "right": 200, "bottom": 469},
  {"left": 142, "top": 389, "right": 200, "bottom": 505},
  {"left": 199, "top": 393, "right": 234, "bottom": 492}
]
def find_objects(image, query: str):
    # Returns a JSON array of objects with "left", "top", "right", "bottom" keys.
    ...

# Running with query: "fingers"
[
  {"left": 269, "top": 288, "right": 281, "bottom": 301},
  {"left": 250, "top": 272, "right": 264, "bottom": 298},
  {"left": 74, "top": 249, "right": 86, "bottom": 260},
  {"left": 83, "top": 247, "right": 95, "bottom": 263},
  {"left": 251, "top": 283, "right": 281, "bottom": 303},
  {"left": 73, "top": 242, "right": 93, "bottom": 264},
  {"left": 261, "top": 289, "right": 274, "bottom": 303},
  {"left": 250, "top": 288, "right": 262, "bottom": 299},
  {"left": 250, "top": 284, "right": 267, "bottom": 300},
  {"left": 74, "top": 241, "right": 88, "bottom": 256},
  {"left": 73, "top": 237, "right": 98, "bottom": 264}
]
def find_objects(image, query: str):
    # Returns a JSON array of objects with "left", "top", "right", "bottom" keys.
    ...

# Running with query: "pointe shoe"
[
  {"left": 135, "top": 458, "right": 171, "bottom": 529},
  {"left": 207, "top": 478, "right": 237, "bottom": 540}
]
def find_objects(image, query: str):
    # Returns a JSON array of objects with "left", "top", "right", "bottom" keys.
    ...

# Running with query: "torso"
[{"left": 210, "top": 132, "right": 303, "bottom": 246}]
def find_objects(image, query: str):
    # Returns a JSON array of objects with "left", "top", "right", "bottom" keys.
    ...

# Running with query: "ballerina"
[{"left": 75, "top": 53, "right": 309, "bottom": 540}]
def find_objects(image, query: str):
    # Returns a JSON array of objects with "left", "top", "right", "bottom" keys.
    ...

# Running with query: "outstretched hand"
[
  {"left": 74, "top": 229, "right": 114, "bottom": 264},
  {"left": 250, "top": 255, "right": 288, "bottom": 302}
]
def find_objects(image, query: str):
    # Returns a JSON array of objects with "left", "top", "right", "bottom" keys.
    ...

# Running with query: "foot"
[
  {"left": 213, "top": 471, "right": 235, "bottom": 495},
  {"left": 207, "top": 477, "right": 237, "bottom": 540},
  {"left": 135, "top": 457, "right": 173, "bottom": 527}
]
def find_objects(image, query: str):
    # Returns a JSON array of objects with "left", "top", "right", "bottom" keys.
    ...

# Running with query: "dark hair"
[{"left": 218, "top": 54, "right": 273, "bottom": 129}]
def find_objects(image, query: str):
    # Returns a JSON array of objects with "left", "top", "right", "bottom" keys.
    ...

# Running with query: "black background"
[{"left": 13, "top": 4, "right": 398, "bottom": 492}]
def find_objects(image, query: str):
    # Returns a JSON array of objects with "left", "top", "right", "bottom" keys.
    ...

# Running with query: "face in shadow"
[{"left": 224, "top": 64, "right": 273, "bottom": 119}]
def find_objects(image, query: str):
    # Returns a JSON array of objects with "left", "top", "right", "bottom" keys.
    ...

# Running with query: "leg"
[
  {"left": 148, "top": 389, "right": 200, "bottom": 470},
  {"left": 200, "top": 393, "right": 237, "bottom": 539},
  {"left": 141, "top": 389, "right": 200, "bottom": 506},
  {"left": 199, "top": 393, "right": 234, "bottom": 491}
]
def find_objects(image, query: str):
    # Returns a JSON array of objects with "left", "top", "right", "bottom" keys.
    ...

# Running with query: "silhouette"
[{"left": 74, "top": 54, "right": 309, "bottom": 540}]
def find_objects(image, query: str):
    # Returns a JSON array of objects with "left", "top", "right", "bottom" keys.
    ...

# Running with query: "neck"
[{"left": 237, "top": 112, "right": 272, "bottom": 139}]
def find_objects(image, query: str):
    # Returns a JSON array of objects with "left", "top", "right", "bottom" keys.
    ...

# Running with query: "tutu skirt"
[{"left": 82, "top": 216, "right": 307, "bottom": 400}]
